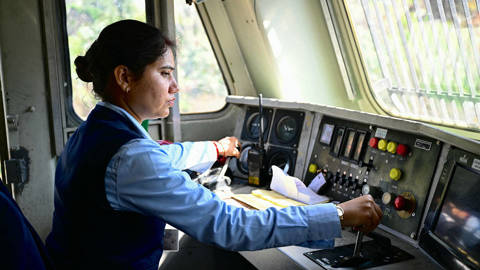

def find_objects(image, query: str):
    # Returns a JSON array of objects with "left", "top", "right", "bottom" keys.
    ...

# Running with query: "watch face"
[{"left": 336, "top": 206, "right": 344, "bottom": 220}]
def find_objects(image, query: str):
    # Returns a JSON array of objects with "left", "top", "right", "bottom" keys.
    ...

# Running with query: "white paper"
[
  {"left": 270, "top": 166, "right": 329, "bottom": 205},
  {"left": 307, "top": 173, "right": 326, "bottom": 193}
]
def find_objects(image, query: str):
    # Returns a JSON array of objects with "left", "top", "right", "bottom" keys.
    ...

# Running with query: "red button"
[
  {"left": 396, "top": 144, "right": 408, "bottom": 157},
  {"left": 394, "top": 195, "right": 409, "bottom": 211},
  {"left": 368, "top": 137, "right": 379, "bottom": 148}
]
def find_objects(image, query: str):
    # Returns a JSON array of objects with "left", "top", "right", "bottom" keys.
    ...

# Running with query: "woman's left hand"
[{"left": 217, "top": 136, "right": 241, "bottom": 158}]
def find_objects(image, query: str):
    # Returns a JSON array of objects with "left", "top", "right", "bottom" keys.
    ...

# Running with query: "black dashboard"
[{"left": 227, "top": 95, "right": 480, "bottom": 270}]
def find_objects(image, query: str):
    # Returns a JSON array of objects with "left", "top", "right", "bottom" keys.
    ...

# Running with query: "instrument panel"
[
  {"left": 305, "top": 116, "right": 441, "bottom": 239},
  {"left": 227, "top": 96, "right": 480, "bottom": 270},
  {"left": 232, "top": 106, "right": 305, "bottom": 181}
]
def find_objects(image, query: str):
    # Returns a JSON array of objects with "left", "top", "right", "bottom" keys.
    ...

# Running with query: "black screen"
[{"left": 434, "top": 165, "right": 480, "bottom": 263}]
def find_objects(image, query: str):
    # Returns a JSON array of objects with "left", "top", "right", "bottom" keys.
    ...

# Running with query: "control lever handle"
[{"left": 353, "top": 231, "right": 364, "bottom": 257}]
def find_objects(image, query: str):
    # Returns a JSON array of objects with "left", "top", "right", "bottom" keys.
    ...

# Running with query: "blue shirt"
[{"left": 100, "top": 102, "right": 342, "bottom": 250}]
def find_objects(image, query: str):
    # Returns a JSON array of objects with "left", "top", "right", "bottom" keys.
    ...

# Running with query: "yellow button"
[
  {"left": 389, "top": 168, "right": 402, "bottom": 181},
  {"left": 378, "top": 139, "right": 388, "bottom": 151},
  {"left": 308, "top": 163, "right": 318, "bottom": 174},
  {"left": 387, "top": 141, "right": 398, "bottom": 154}
]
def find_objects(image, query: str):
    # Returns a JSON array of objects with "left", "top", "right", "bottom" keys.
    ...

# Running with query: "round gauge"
[
  {"left": 237, "top": 145, "right": 253, "bottom": 174},
  {"left": 268, "top": 151, "right": 292, "bottom": 175},
  {"left": 246, "top": 113, "right": 268, "bottom": 140},
  {"left": 276, "top": 116, "right": 298, "bottom": 143}
]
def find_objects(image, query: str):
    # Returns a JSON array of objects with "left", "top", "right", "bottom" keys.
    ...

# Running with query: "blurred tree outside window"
[
  {"left": 66, "top": 0, "right": 146, "bottom": 120},
  {"left": 174, "top": 2, "right": 228, "bottom": 114}
]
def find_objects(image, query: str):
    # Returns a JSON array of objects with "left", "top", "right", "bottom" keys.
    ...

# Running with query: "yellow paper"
[
  {"left": 251, "top": 189, "right": 306, "bottom": 208},
  {"left": 231, "top": 194, "right": 281, "bottom": 210}
]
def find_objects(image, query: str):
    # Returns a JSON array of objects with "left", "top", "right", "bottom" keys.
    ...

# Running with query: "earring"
[{"left": 125, "top": 87, "right": 130, "bottom": 93}]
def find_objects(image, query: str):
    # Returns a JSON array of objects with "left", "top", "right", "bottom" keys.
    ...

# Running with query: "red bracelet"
[{"left": 213, "top": 141, "right": 220, "bottom": 159}]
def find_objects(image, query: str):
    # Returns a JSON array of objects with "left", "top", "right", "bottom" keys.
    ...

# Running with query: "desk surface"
[{"left": 222, "top": 181, "right": 444, "bottom": 270}]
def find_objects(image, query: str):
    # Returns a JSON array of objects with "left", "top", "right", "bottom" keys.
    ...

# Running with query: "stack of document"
[{"left": 269, "top": 166, "right": 329, "bottom": 205}]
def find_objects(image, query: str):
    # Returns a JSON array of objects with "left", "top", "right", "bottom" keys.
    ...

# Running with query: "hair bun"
[{"left": 74, "top": 56, "right": 93, "bottom": 82}]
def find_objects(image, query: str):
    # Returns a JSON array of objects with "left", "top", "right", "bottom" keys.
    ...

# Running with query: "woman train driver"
[{"left": 45, "top": 20, "right": 383, "bottom": 270}]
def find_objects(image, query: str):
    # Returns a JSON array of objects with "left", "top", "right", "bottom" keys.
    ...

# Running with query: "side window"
[
  {"left": 174, "top": 3, "right": 229, "bottom": 114},
  {"left": 342, "top": 0, "right": 480, "bottom": 131},
  {"left": 65, "top": 0, "right": 146, "bottom": 120}
]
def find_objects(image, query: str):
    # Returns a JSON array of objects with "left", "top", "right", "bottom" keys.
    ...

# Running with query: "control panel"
[{"left": 304, "top": 116, "right": 441, "bottom": 239}]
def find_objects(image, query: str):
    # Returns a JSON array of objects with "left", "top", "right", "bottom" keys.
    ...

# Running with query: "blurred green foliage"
[
  {"left": 66, "top": 0, "right": 228, "bottom": 119},
  {"left": 66, "top": 0, "right": 145, "bottom": 119},
  {"left": 174, "top": 2, "right": 228, "bottom": 114}
]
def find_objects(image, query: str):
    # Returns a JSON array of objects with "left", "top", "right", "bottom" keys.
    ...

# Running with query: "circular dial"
[
  {"left": 237, "top": 145, "right": 253, "bottom": 174},
  {"left": 247, "top": 113, "right": 268, "bottom": 140},
  {"left": 268, "top": 151, "right": 292, "bottom": 175},
  {"left": 276, "top": 116, "right": 298, "bottom": 143}
]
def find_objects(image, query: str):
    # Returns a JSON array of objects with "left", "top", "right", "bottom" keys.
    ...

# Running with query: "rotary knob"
[
  {"left": 378, "top": 139, "right": 388, "bottom": 151},
  {"left": 382, "top": 192, "right": 393, "bottom": 205},
  {"left": 396, "top": 144, "right": 408, "bottom": 157},
  {"left": 387, "top": 141, "right": 397, "bottom": 154},
  {"left": 308, "top": 163, "right": 318, "bottom": 174},
  {"left": 368, "top": 137, "right": 379, "bottom": 148},
  {"left": 389, "top": 168, "right": 402, "bottom": 181}
]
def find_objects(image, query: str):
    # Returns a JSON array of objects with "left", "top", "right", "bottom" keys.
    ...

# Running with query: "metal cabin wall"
[
  {"left": 0, "top": 0, "right": 56, "bottom": 238},
  {"left": 223, "top": 0, "right": 365, "bottom": 111}
]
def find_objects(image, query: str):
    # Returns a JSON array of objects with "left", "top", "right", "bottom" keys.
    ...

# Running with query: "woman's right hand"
[
  {"left": 338, "top": 195, "right": 383, "bottom": 233},
  {"left": 216, "top": 136, "right": 241, "bottom": 158}
]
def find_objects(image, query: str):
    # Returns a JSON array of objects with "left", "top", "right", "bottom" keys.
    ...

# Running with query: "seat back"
[{"left": 0, "top": 182, "right": 55, "bottom": 270}]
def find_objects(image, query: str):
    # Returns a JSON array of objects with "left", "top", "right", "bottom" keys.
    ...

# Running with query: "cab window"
[
  {"left": 65, "top": 0, "right": 146, "bottom": 120},
  {"left": 342, "top": 0, "right": 480, "bottom": 131},
  {"left": 174, "top": 2, "right": 229, "bottom": 114}
]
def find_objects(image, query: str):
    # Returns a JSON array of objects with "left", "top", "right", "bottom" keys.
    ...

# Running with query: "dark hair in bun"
[
  {"left": 74, "top": 55, "right": 93, "bottom": 82},
  {"left": 74, "top": 20, "right": 175, "bottom": 100}
]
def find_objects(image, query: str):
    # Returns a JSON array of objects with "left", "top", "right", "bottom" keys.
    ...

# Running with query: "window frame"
[{"left": 175, "top": 3, "right": 232, "bottom": 116}]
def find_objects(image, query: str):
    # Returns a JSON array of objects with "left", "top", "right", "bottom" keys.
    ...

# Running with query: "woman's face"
[{"left": 127, "top": 47, "right": 179, "bottom": 120}]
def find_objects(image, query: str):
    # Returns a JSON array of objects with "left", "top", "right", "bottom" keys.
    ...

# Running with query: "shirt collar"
[{"left": 97, "top": 101, "right": 152, "bottom": 140}]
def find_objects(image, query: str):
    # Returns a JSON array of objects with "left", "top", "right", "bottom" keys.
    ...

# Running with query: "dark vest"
[
  {"left": 46, "top": 105, "right": 165, "bottom": 270},
  {"left": 0, "top": 183, "right": 55, "bottom": 270}
]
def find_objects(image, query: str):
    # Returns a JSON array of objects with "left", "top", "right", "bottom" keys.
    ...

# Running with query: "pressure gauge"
[
  {"left": 247, "top": 113, "right": 269, "bottom": 140},
  {"left": 276, "top": 115, "right": 298, "bottom": 143}
]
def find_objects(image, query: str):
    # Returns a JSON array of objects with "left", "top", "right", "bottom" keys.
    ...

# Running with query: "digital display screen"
[
  {"left": 319, "top": 124, "right": 335, "bottom": 145},
  {"left": 332, "top": 127, "right": 345, "bottom": 156},
  {"left": 353, "top": 132, "right": 366, "bottom": 161},
  {"left": 342, "top": 130, "right": 356, "bottom": 158},
  {"left": 434, "top": 165, "right": 480, "bottom": 263}
]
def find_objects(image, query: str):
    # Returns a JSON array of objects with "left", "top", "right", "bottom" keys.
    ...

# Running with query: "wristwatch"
[{"left": 335, "top": 205, "right": 344, "bottom": 221}]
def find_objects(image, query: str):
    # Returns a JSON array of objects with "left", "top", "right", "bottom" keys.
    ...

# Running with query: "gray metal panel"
[
  {"left": 0, "top": 0, "right": 56, "bottom": 239},
  {"left": 40, "top": 0, "right": 67, "bottom": 156},
  {"left": 0, "top": 44, "right": 11, "bottom": 189},
  {"left": 227, "top": 96, "right": 480, "bottom": 155},
  {"left": 294, "top": 111, "right": 315, "bottom": 179},
  {"left": 201, "top": 0, "right": 256, "bottom": 96},
  {"left": 276, "top": 229, "right": 443, "bottom": 270}
]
